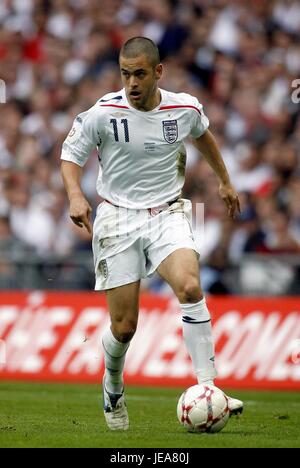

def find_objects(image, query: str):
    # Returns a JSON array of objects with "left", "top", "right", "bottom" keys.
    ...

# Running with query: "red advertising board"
[{"left": 0, "top": 292, "right": 299, "bottom": 390}]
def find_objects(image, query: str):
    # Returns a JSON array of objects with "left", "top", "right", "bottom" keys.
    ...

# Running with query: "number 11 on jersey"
[{"left": 110, "top": 119, "right": 130, "bottom": 142}]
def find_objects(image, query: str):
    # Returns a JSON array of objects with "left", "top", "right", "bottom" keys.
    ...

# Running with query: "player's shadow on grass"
[
  {"left": 220, "top": 430, "right": 262, "bottom": 436},
  {"left": 183, "top": 429, "right": 261, "bottom": 437}
]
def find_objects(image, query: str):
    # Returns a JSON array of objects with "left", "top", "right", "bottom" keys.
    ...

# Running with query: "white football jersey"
[{"left": 61, "top": 88, "right": 209, "bottom": 209}]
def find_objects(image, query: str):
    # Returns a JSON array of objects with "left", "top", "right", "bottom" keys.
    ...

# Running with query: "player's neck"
[{"left": 128, "top": 88, "right": 161, "bottom": 112}]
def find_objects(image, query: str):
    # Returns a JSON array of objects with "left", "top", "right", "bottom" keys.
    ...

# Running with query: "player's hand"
[
  {"left": 69, "top": 194, "right": 93, "bottom": 234},
  {"left": 219, "top": 182, "right": 241, "bottom": 219}
]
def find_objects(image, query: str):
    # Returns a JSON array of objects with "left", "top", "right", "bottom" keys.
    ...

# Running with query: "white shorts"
[{"left": 92, "top": 198, "right": 199, "bottom": 290}]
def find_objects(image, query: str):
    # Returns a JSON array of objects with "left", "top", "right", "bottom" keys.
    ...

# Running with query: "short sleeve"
[
  {"left": 61, "top": 107, "right": 97, "bottom": 167},
  {"left": 189, "top": 97, "right": 209, "bottom": 139}
]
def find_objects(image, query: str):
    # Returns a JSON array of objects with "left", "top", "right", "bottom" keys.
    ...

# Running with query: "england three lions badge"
[{"left": 162, "top": 120, "right": 178, "bottom": 144}]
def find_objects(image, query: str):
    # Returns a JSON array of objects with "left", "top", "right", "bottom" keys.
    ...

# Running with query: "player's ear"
[{"left": 155, "top": 63, "right": 163, "bottom": 80}]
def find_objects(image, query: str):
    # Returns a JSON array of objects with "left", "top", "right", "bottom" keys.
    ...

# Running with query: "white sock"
[
  {"left": 181, "top": 298, "right": 217, "bottom": 385},
  {"left": 102, "top": 328, "right": 131, "bottom": 394}
]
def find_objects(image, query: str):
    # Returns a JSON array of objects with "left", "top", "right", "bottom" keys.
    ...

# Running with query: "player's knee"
[
  {"left": 179, "top": 276, "right": 202, "bottom": 303},
  {"left": 114, "top": 318, "right": 137, "bottom": 343}
]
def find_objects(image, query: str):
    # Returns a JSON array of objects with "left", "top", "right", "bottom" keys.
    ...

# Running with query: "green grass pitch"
[{"left": 0, "top": 381, "right": 299, "bottom": 448}]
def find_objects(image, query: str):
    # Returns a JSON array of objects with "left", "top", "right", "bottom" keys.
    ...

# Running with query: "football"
[{"left": 177, "top": 384, "right": 230, "bottom": 433}]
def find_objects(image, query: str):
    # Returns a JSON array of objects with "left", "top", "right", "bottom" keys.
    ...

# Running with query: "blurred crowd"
[{"left": 0, "top": 0, "right": 300, "bottom": 293}]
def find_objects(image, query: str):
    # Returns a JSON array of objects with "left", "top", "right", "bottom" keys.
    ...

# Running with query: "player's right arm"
[
  {"left": 61, "top": 161, "right": 92, "bottom": 234},
  {"left": 60, "top": 106, "right": 99, "bottom": 234}
]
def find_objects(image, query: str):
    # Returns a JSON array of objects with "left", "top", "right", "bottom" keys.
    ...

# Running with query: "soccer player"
[{"left": 61, "top": 37, "right": 243, "bottom": 431}]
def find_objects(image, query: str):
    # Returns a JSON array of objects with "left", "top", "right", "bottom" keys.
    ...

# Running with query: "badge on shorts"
[
  {"left": 99, "top": 260, "right": 108, "bottom": 279},
  {"left": 162, "top": 120, "right": 178, "bottom": 144}
]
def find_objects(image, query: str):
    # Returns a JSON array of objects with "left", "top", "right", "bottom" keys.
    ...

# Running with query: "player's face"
[{"left": 120, "top": 54, "right": 162, "bottom": 111}]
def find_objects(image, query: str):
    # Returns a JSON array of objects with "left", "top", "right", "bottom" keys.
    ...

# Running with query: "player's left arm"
[{"left": 193, "top": 129, "right": 241, "bottom": 219}]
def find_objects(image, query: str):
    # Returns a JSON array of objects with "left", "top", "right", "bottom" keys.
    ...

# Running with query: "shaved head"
[{"left": 120, "top": 37, "right": 160, "bottom": 68}]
